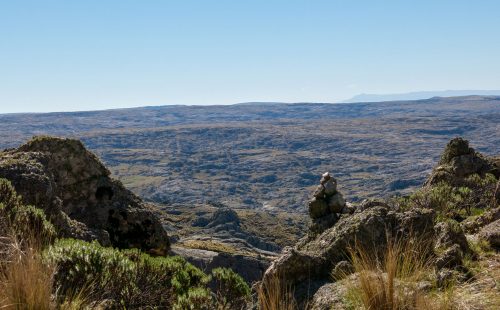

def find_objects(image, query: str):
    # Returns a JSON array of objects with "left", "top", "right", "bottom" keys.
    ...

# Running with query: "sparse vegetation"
[
  {"left": 339, "top": 235, "right": 475, "bottom": 310},
  {"left": 0, "top": 236, "right": 55, "bottom": 309},
  {"left": 0, "top": 178, "right": 251, "bottom": 309},
  {"left": 393, "top": 173, "right": 498, "bottom": 222}
]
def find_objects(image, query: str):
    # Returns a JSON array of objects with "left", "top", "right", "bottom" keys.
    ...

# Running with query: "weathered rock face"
[
  {"left": 258, "top": 174, "right": 439, "bottom": 306},
  {"left": 479, "top": 219, "right": 500, "bottom": 249},
  {"left": 425, "top": 137, "right": 499, "bottom": 186},
  {"left": 262, "top": 205, "right": 435, "bottom": 304},
  {"left": 434, "top": 221, "right": 474, "bottom": 273},
  {"left": 0, "top": 136, "right": 169, "bottom": 254}
]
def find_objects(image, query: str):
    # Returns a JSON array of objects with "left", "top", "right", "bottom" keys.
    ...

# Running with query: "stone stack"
[{"left": 308, "top": 172, "right": 352, "bottom": 235}]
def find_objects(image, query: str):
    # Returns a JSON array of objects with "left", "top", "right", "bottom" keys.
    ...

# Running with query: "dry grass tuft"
[
  {"left": 0, "top": 234, "right": 55, "bottom": 310},
  {"left": 257, "top": 273, "right": 297, "bottom": 310},
  {"left": 344, "top": 235, "right": 441, "bottom": 310}
]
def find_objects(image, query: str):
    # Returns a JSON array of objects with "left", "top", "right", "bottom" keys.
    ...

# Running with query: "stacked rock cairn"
[{"left": 308, "top": 172, "right": 353, "bottom": 235}]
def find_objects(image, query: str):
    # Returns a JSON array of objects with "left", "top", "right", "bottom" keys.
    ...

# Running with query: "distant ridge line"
[{"left": 342, "top": 90, "right": 500, "bottom": 103}]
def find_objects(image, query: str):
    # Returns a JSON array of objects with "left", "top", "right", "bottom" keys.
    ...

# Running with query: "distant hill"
[{"left": 343, "top": 90, "right": 500, "bottom": 103}]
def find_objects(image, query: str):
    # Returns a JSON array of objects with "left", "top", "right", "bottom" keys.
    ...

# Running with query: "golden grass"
[
  {"left": 257, "top": 274, "right": 297, "bottom": 310},
  {"left": 0, "top": 235, "right": 54, "bottom": 310},
  {"left": 342, "top": 236, "right": 441, "bottom": 310},
  {"left": 181, "top": 239, "right": 242, "bottom": 255}
]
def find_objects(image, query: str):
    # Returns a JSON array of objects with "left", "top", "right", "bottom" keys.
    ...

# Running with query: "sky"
[{"left": 1, "top": 0, "right": 500, "bottom": 113}]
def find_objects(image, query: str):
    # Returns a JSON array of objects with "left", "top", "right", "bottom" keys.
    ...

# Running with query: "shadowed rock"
[{"left": 0, "top": 136, "right": 169, "bottom": 254}]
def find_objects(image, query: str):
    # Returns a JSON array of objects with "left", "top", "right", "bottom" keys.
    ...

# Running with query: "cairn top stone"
[{"left": 320, "top": 172, "right": 332, "bottom": 185}]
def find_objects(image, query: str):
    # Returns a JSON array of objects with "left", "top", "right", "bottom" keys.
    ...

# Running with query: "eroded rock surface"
[
  {"left": 425, "top": 137, "right": 499, "bottom": 186},
  {"left": 0, "top": 136, "right": 169, "bottom": 254}
]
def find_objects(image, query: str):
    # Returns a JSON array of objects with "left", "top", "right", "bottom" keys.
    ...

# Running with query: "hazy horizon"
[{"left": 2, "top": 1, "right": 500, "bottom": 113}]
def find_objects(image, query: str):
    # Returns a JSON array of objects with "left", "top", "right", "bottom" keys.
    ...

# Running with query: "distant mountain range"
[{"left": 342, "top": 90, "right": 500, "bottom": 103}]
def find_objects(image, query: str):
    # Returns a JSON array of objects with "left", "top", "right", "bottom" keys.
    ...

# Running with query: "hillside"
[
  {"left": 0, "top": 135, "right": 498, "bottom": 309},
  {"left": 1, "top": 96, "right": 498, "bottom": 213}
]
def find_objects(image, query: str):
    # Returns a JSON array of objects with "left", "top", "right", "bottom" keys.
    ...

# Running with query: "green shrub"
[
  {"left": 173, "top": 287, "right": 213, "bottom": 310},
  {"left": 210, "top": 267, "right": 251, "bottom": 310},
  {"left": 45, "top": 239, "right": 135, "bottom": 305},
  {"left": 11, "top": 205, "right": 56, "bottom": 242},
  {"left": 0, "top": 178, "right": 55, "bottom": 242},
  {"left": 0, "top": 178, "right": 22, "bottom": 211},
  {"left": 46, "top": 239, "right": 212, "bottom": 308},
  {"left": 395, "top": 173, "right": 498, "bottom": 222}
]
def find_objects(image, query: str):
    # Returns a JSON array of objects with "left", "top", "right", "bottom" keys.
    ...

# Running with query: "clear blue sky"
[{"left": 1, "top": 0, "right": 499, "bottom": 113}]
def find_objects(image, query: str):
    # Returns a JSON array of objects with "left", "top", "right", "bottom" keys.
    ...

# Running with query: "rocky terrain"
[
  {"left": 0, "top": 96, "right": 498, "bottom": 213},
  {"left": 260, "top": 138, "right": 500, "bottom": 309},
  {"left": 0, "top": 132, "right": 498, "bottom": 308},
  {"left": 0, "top": 96, "right": 499, "bottom": 290},
  {"left": 0, "top": 136, "right": 169, "bottom": 254},
  {"left": 0, "top": 136, "right": 298, "bottom": 283}
]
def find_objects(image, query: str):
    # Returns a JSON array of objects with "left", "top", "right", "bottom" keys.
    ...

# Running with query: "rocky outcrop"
[
  {"left": 0, "top": 136, "right": 169, "bottom": 254},
  {"left": 309, "top": 281, "right": 349, "bottom": 310},
  {"left": 261, "top": 174, "right": 435, "bottom": 305},
  {"left": 425, "top": 137, "right": 499, "bottom": 186},
  {"left": 434, "top": 220, "right": 473, "bottom": 273}
]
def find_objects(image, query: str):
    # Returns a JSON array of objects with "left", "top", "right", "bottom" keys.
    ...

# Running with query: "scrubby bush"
[
  {"left": 210, "top": 267, "right": 251, "bottom": 309},
  {"left": 45, "top": 239, "right": 135, "bottom": 306},
  {"left": 0, "top": 178, "right": 55, "bottom": 243},
  {"left": 0, "top": 177, "right": 250, "bottom": 309},
  {"left": 46, "top": 239, "right": 213, "bottom": 308},
  {"left": 173, "top": 287, "right": 213, "bottom": 310},
  {"left": 0, "top": 178, "right": 22, "bottom": 211},
  {"left": 394, "top": 173, "right": 498, "bottom": 222}
]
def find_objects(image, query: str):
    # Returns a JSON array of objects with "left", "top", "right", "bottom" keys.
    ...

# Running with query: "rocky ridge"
[{"left": 0, "top": 136, "right": 169, "bottom": 254}]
